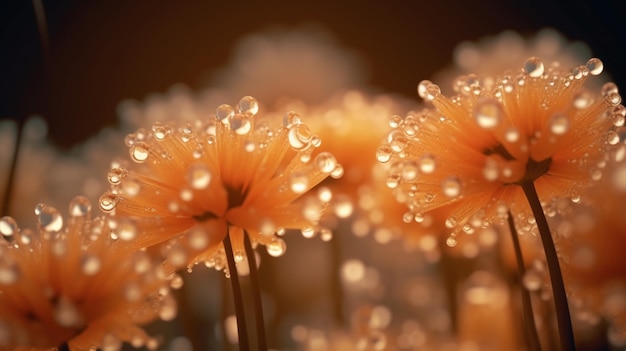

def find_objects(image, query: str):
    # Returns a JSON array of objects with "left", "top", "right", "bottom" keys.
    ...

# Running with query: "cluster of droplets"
[
  {"left": 378, "top": 57, "right": 625, "bottom": 246},
  {"left": 0, "top": 196, "right": 176, "bottom": 350}
]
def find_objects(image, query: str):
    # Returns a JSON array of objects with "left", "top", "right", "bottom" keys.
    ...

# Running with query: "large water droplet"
[
  {"left": 36, "top": 204, "right": 63, "bottom": 232},
  {"left": 424, "top": 84, "right": 441, "bottom": 102},
  {"left": 474, "top": 99, "right": 503, "bottom": 129},
  {"left": 288, "top": 124, "right": 311, "bottom": 150},
  {"left": 586, "top": 58, "right": 603, "bottom": 76},
  {"left": 549, "top": 113, "right": 570, "bottom": 135},
  {"left": 68, "top": 196, "right": 92, "bottom": 217},
  {"left": 266, "top": 238, "right": 286, "bottom": 257},
  {"left": 99, "top": 192, "right": 119, "bottom": 213},
  {"left": 237, "top": 96, "right": 259, "bottom": 116},
  {"left": 187, "top": 164, "right": 212, "bottom": 190},
  {"left": 107, "top": 168, "right": 125, "bottom": 185},
  {"left": 216, "top": 104, "right": 235, "bottom": 123},
  {"left": 283, "top": 111, "right": 302, "bottom": 128},
  {"left": 417, "top": 80, "right": 433, "bottom": 99},
  {"left": 315, "top": 152, "right": 337, "bottom": 173},
  {"left": 130, "top": 142, "right": 150, "bottom": 163},
  {"left": 152, "top": 122, "right": 169, "bottom": 140},
  {"left": 523, "top": 57, "right": 544, "bottom": 78},
  {"left": 0, "top": 216, "right": 18, "bottom": 237},
  {"left": 376, "top": 145, "right": 392, "bottom": 163},
  {"left": 229, "top": 114, "right": 252, "bottom": 135}
]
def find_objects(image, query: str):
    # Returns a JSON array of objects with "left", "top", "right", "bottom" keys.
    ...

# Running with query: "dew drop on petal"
[
  {"left": 549, "top": 113, "right": 570, "bottom": 135},
  {"left": 187, "top": 164, "right": 212, "bottom": 190},
  {"left": 474, "top": 99, "right": 503, "bottom": 129},
  {"left": 446, "top": 236, "right": 458, "bottom": 247},
  {"left": 401, "top": 162, "right": 419, "bottom": 181},
  {"left": 606, "top": 92, "right": 622, "bottom": 106},
  {"left": 601, "top": 82, "right": 619, "bottom": 97},
  {"left": 424, "top": 84, "right": 441, "bottom": 102},
  {"left": 237, "top": 96, "right": 259, "bottom": 116},
  {"left": 301, "top": 227, "right": 316, "bottom": 238},
  {"left": 586, "top": 58, "right": 603, "bottom": 76},
  {"left": 505, "top": 127, "right": 520, "bottom": 142},
  {"left": 99, "top": 192, "right": 119, "bottom": 213},
  {"left": 573, "top": 91, "right": 593, "bottom": 109},
  {"left": 117, "top": 220, "right": 137, "bottom": 241},
  {"left": 152, "top": 122, "right": 169, "bottom": 140},
  {"left": 188, "top": 228, "right": 209, "bottom": 250},
  {"left": 283, "top": 111, "right": 302, "bottom": 128},
  {"left": 290, "top": 172, "right": 309, "bottom": 194},
  {"left": 376, "top": 145, "right": 392, "bottom": 163},
  {"left": 523, "top": 57, "right": 544, "bottom": 78},
  {"left": 216, "top": 104, "right": 234, "bottom": 123},
  {"left": 417, "top": 80, "right": 432, "bottom": 99},
  {"left": 229, "top": 114, "right": 252, "bottom": 135},
  {"left": 523, "top": 270, "right": 542, "bottom": 291},
  {"left": 266, "top": 238, "right": 286, "bottom": 257},
  {"left": 607, "top": 130, "right": 621, "bottom": 145},
  {"left": 130, "top": 142, "right": 150, "bottom": 163},
  {"left": 334, "top": 195, "right": 354, "bottom": 218},
  {"left": 121, "top": 176, "right": 141, "bottom": 197},
  {"left": 330, "top": 164, "right": 344, "bottom": 179},
  {"left": 441, "top": 177, "right": 462, "bottom": 197},
  {"left": 36, "top": 204, "right": 63, "bottom": 232},
  {"left": 315, "top": 152, "right": 337, "bottom": 173},
  {"left": 107, "top": 168, "right": 125, "bottom": 185},
  {"left": 317, "top": 186, "right": 333, "bottom": 203},
  {"left": 389, "top": 115, "right": 403, "bottom": 128},
  {"left": 69, "top": 196, "right": 91, "bottom": 217},
  {"left": 0, "top": 216, "right": 18, "bottom": 237}
]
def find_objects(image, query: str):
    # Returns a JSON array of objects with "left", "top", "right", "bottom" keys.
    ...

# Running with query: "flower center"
[
  {"left": 192, "top": 185, "right": 248, "bottom": 222},
  {"left": 516, "top": 157, "right": 552, "bottom": 185}
]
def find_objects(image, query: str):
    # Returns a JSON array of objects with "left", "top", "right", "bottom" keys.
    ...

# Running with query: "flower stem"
[
  {"left": 243, "top": 233, "right": 267, "bottom": 351},
  {"left": 223, "top": 233, "right": 250, "bottom": 350},
  {"left": 520, "top": 181, "right": 575, "bottom": 351},
  {"left": 507, "top": 211, "right": 542, "bottom": 351}
]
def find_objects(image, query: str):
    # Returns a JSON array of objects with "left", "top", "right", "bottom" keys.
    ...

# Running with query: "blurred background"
[
  {"left": 2, "top": 0, "right": 625, "bottom": 149},
  {"left": 2, "top": 1, "right": 626, "bottom": 350}
]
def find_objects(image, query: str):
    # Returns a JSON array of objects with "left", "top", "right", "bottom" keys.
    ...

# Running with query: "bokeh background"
[
  {"left": 2, "top": 0, "right": 625, "bottom": 149},
  {"left": 2, "top": 1, "right": 626, "bottom": 350}
]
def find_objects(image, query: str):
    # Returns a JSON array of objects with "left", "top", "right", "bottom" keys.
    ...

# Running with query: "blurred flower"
[
  {"left": 378, "top": 57, "right": 624, "bottom": 246},
  {"left": 432, "top": 29, "right": 597, "bottom": 95},
  {"left": 100, "top": 96, "right": 341, "bottom": 271},
  {"left": 0, "top": 196, "right": 175, "bottom": 350}
]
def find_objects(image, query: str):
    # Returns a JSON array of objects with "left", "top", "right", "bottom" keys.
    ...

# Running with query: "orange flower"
[
  {"left": 378, "top": 57, "right": 624, "bottom": 245},
  {"left": 99, "top": 96, "right": 341, "bottom": 271},
  {"left": 0, "top": 197, "right": 175, "bottom": 351}
]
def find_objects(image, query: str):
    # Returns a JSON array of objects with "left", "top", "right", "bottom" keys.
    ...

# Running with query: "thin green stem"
[
  {"left": 507, "top": 211, "right": 542, "bottom": 351},
  {"left": 223, "top": 233, "right": 250, "bottom": 350},
  {"left": 243, "top": 233, "right": 267, "bottom": 351},
  {"left": 520, "top": 181, "right": 575, "bottom": 351}
]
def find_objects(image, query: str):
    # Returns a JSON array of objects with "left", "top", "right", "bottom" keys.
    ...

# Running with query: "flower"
[
  {"left": 100, "top": 96, "right": 341, "bottom": 271},
  {"left": 0, "top": 196, "right": 175, "bottom": 351},
  {"left": 378, "top": 57, "right": 624, "bottom": 245}
]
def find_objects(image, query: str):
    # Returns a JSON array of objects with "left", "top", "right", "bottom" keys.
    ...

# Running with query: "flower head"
[
  {"left": 378, "top": 57, "right": 624, "bottom": 245},
  {"left": 100, "top": 96, "right": 341, "bottom": 271},
  {"left": 0, "top": 197, "right": 174, "bottom": 350}
]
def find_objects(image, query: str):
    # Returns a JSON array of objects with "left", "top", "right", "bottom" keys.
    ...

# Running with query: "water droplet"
[
  {"left": 152, "top": 122, "right": 169, "bottom": 140},
  {"left": 107, "top": 168, "right": 125, "bottom": 185},
  {"left": 81, "top": 254, "right": 101, "bottom": 276},
  {"left": 505, "top": 127, "right": 520, "bottom": 142},
  {"left": 216, "top": 104, "right": 234, "bottom": 123},
  {"left": 441, "top": 177, "right": 462, "bottom": 197},
  {"left": 266, "top": 238, "right": 286, "bottom": 257},
  {"left": 445, "top": 236, "right": 457, "bottom": 247},
  {"left": 237, "top": 96, "right": 259, "bottom": 116},
  {"left": 417, "top": 80, "right": 432, "bottom": 99},
  {"left": 167, "top": 246, "right": 188, "bottom": 268},
  {"left": 389, "top": 115, "right": 403, "bottom": 128},
  {"left": 573, "top": 91, "right": 593, "bottom": 109},
  {"left": 445, "top": 217, "right": 457, "bottom": 228},
  {"left": 54, "top": 296, "right": 85, "bottom": 328},
  {"left": 188, "top": 228, "right": 209, "bottom": 250},
  {"left": 36, "top": 204, "right": 63, "bottom": 232},
  {"left": 180, "top": 188, "right": 193, "bottom": 202},
  {"left": 330, "top": 164, "right": 344, "bottom": 179},
  {"left": 290, "top": 172, "right": 309, "bottom": 194},
  {"left": 523, "top": 57, "right": 544, "bottom": 78},
  {"left": 187, "top": 164, "right": 212, "bottom": 189},
  {"left": 601, "top": 82, "right": 619, "bottom": 97},
  {"left": 607, "top": 130, "right": 621, "bottom": 145},
  {"left": 301, "top": 227, "right": 316, "bottom": 238},
  {"left": 376, "top": 145, "right": 392, "bottom": 163},
  {"left": 117, "top": 220, "right": 137, "bottom": 241},
  {"left": 122, "top": 176, "right": 141, "bottom": 196},
  {"left": 474, "top": 99, "right": 503, "bottom": 129},
  {"left": 586, "top": 58, "right": 603, "bottom": 76},
  {"left": 418, "top": 154, "right": 436, "bottom": 173},
  {"left": 315, "top": 152, "right": 337, "bottom": 173},
  {"left": 424, "top": 84, "right": 441, "bottom": 102},
  {"left": 606, "top": 92, "right": 622, "bottom": 106},
  {"left": 282, "top": 111, "right": 302, "bottom": 128},
  {"left": 401, "top": 162, "right": 419, "bottom": 181},
  {"left": 320, "top": 228, "right": 333, "bottom": 241},
  {"left": 288, "top": 124, "right": 312, "bottom": 150},
  {"left": 69, "top": 196, "right": 91, "bottom": 217},
  {"left": 317, "top": 186, "right": 333, "bottom": 202},
  {"left": 0, "top": 216, "right": 18, "bottom": 237},
  {"left": 229, "top": 114, "right": 252, "bottom": 135},
  {"left": 234, "top": 251, "right": 245, "bottom": 263},
  {"left": 549, "top": 113, "right": 570, "bottom": 135},
  {"left": 130, "top": 142, "right": 150, "bottom": 163},
  {"left": 99, "top": 192, "right": 119, "bottom": 213}
]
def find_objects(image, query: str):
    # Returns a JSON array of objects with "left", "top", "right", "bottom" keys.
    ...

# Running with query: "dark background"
[{"left": 1, "top": 0, "right": 625, "bottom": 149}]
